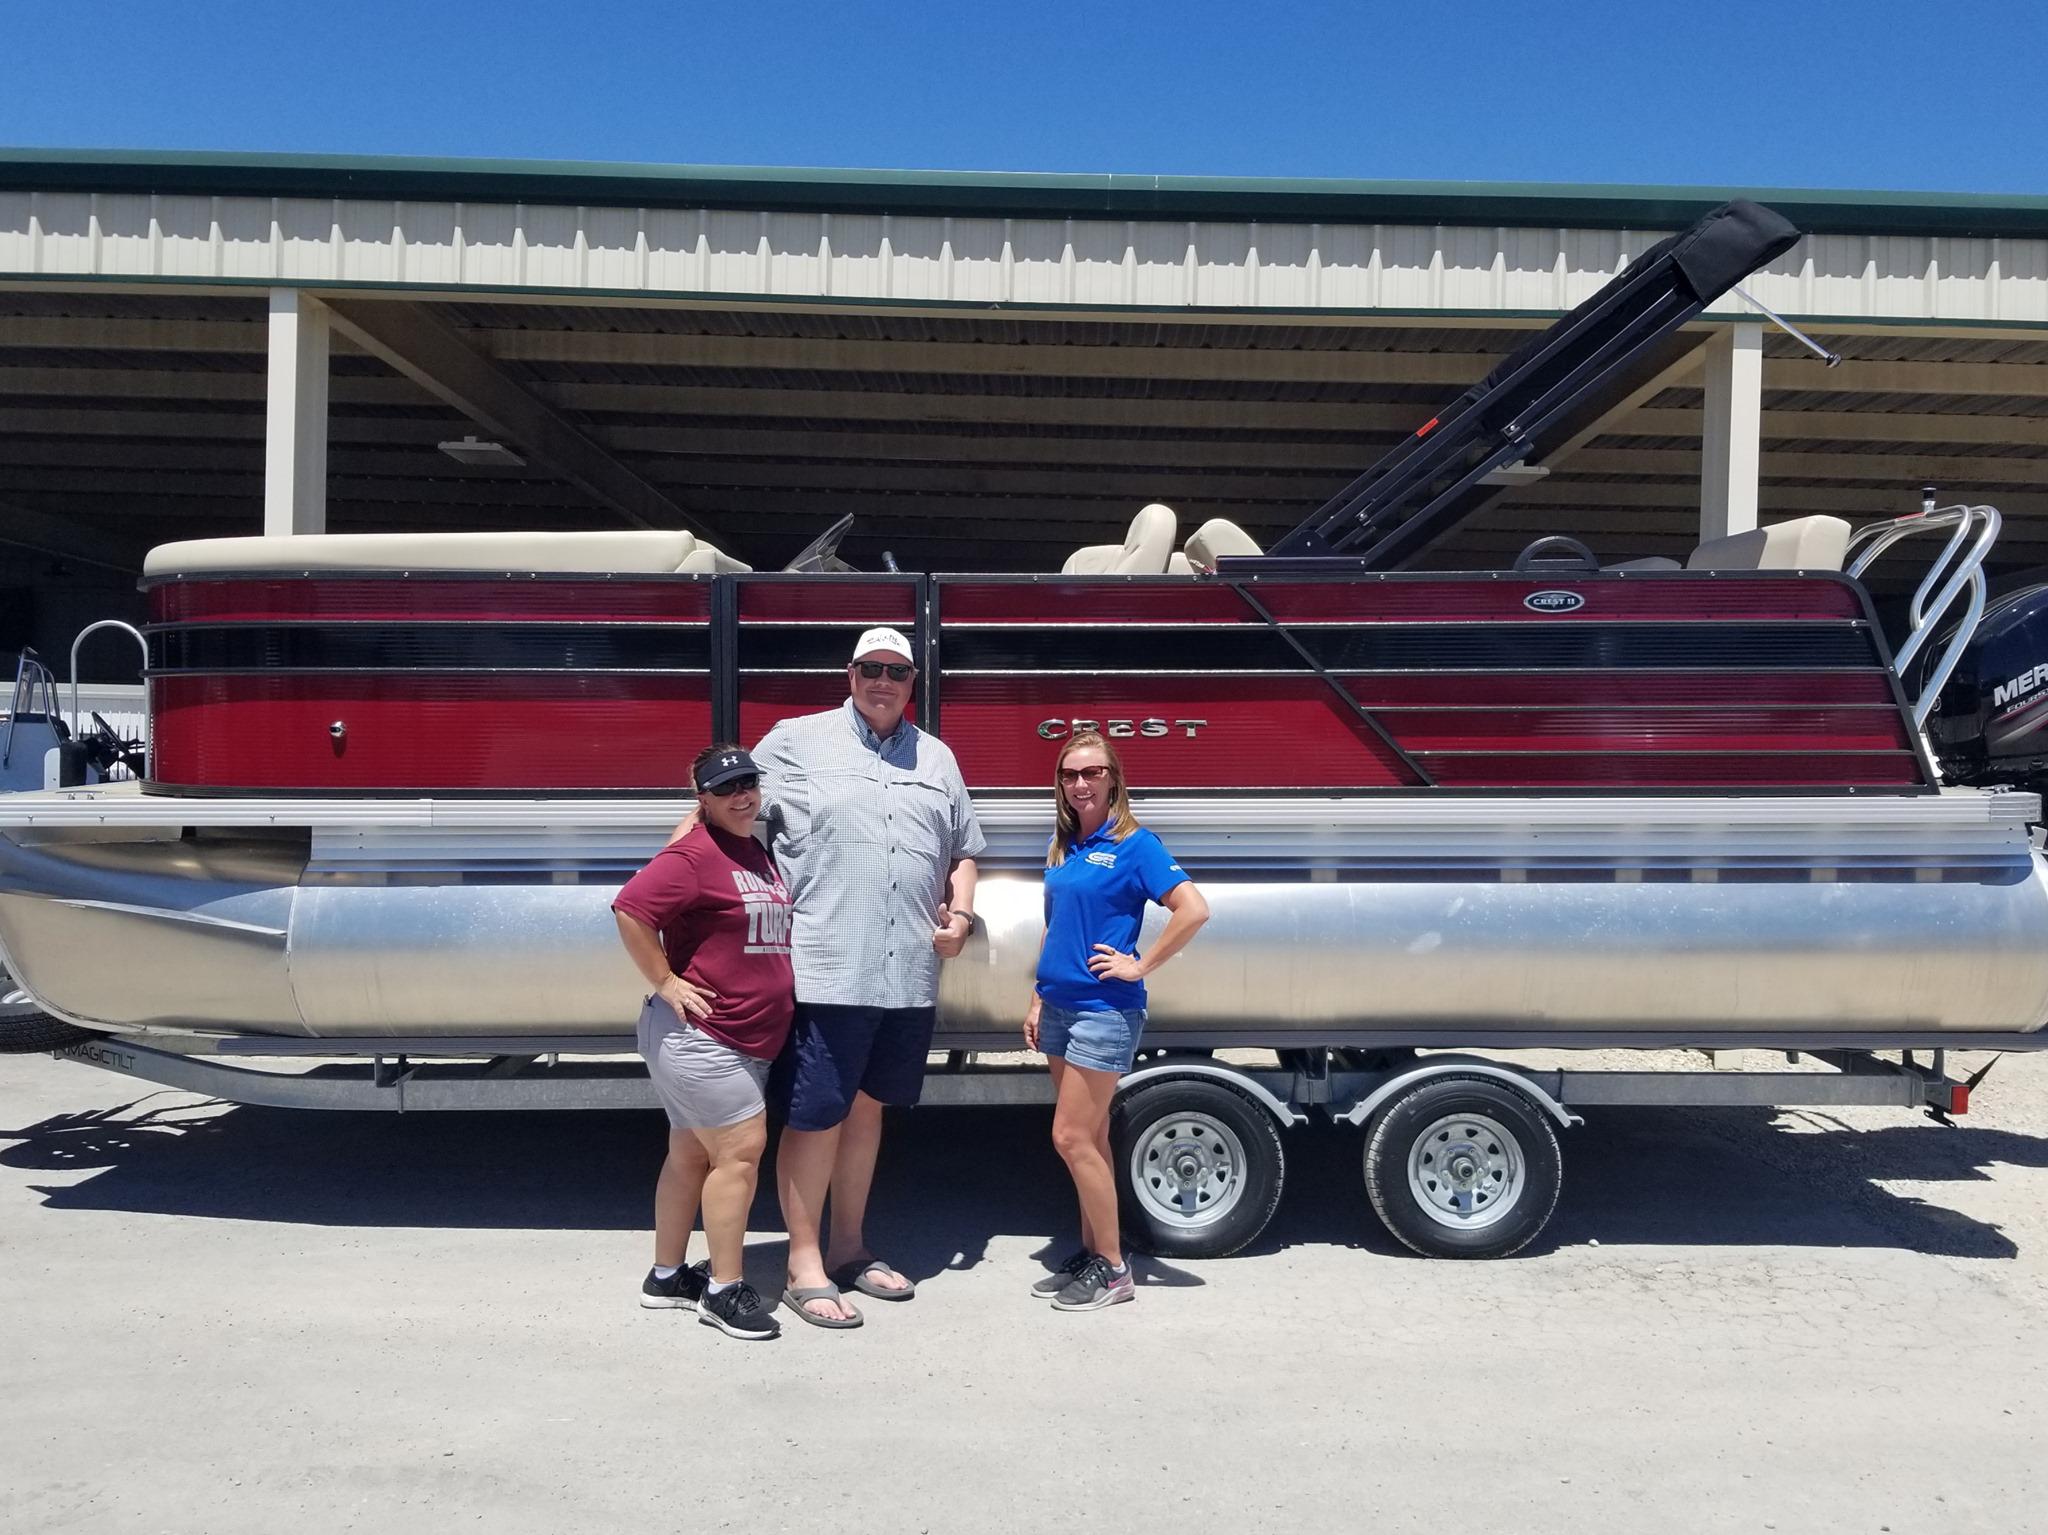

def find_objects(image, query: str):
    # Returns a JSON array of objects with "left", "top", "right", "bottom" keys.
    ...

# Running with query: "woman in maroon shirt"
[{"left": 613, "top": 744, "right": 794, "bottom": 1341}]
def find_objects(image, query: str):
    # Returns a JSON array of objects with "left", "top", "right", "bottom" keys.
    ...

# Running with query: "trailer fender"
[
  {"left": 1333, "top": 1056, "right": 1583, "bottom": 1130},
  {"left": 1115, "top": 1062, "right": 1308, "bottom": 1127}
]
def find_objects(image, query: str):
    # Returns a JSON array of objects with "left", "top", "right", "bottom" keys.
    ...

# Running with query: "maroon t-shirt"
[{"left": 611, "top": 824, "right": 795, "bottom": 1060}]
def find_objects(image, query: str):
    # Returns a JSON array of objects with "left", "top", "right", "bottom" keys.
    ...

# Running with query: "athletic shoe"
[
  {"left": 1030, "top": 1248, "right": 1095, "bottom": 1299},
  {"left": 1050, "top": 1255, "right": 1134, "bottom": 1312},
  {"left": 639, "top": 1260, "right": 709, "bottom": 1311},
  {"left": 699, "top": 1281, "right": 782, "bottom": 1340}
]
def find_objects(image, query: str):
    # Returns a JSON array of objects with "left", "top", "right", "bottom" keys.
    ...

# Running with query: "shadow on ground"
[{"left": 3, "top": 1094, "right": 2039, "bottom": 1263}]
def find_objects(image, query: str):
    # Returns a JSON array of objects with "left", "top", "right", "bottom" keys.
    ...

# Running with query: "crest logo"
[
  {"left": 1037, "top": 718, "right": 1206, "bottom": 740},
  {"left": 1524, "top": 590, "right": 1586, "bottom": 614}
]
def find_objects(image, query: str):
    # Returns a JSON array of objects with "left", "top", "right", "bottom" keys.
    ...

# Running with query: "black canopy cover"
[{"left": 1263, "top": 200, "right": 1802, "bottom": 566}]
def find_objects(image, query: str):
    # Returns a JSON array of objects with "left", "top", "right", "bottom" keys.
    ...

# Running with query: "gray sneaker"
[
  {"left": 1050, "top": 1255, "right": 1134, "bottom": 1312},
  {"left": 1030, "top": 1248, "right": 1094, "bottom": 1299}
]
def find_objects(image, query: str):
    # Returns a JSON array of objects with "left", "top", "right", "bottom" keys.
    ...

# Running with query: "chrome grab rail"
[
  {"left": 68, "top": 620, "right": 150, "bottom": 780},
  {"left": 1845, "top": 501, "right": 2001, "bottom": 730}
]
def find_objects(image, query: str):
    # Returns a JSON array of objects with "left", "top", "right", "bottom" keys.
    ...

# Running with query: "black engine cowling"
[{"left": 1928, "top": 583, "right": 2048, "bottom": 793}]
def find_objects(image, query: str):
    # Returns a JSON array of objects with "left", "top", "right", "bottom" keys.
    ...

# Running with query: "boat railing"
[
  {"left": 1845, "top": 497, "right": 2001, "bottom": 730},
  {"left": 67, "top": 620, "right": 150, "bottom": 781},
  {"left": 2, "top": 649, "right": 62, "bottom": 772}
]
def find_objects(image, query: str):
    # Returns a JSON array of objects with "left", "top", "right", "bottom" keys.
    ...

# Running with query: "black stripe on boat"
[
  {"left": 932, "top": 623, "right": 1881, "bottom": 674},
  {"left": 149, "top": 625, "right": 714, "bottom": 674}
]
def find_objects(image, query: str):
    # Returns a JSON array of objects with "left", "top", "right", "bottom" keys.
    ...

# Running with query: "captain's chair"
[
  {"left": 1686, "top": 515, "right": 1852, "bottom": 572},
  {"left": 1184, "top": 518, "right": 1264, "bottom": 573},
  {"left": 1062, "top": 503, "right": 1179, "bottom": 575}
]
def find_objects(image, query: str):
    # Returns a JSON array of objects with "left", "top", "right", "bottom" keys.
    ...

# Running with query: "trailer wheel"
[
  {"left": 0, "top": 1008, "right": 105, "bottom": 1054},
  {"left": 1113, "top": 1077, "right": 1285, "bottom": 1259},
  {"left": 1364, "top": 1074, "right": 1561, "bottom": 1259}
]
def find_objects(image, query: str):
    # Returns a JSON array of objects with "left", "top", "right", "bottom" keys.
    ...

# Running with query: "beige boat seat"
[
  {"left": 1166, "top": 552, "right": 1194, "bottom": 575},
  {"left": 1061, "top": 503, "right": 1178, "bottom": 575},
  {"left": 1184, "top": 518, "right": 1264, "bottom": 573},
  {"left": 1685, "top": 515, "right": 1852, "bottom": 573},
  {"left": 1607, "top": 556, "right": 1683, "bottom": 571},
  {"left": 678, "top": 541, "right": 753, "bottom": 574},
  {"left": 142, "top": 530, "right": 727, "bottom": 578}
]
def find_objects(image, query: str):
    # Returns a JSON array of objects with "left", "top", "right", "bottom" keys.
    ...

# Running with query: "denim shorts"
[{"left": 1038, "top": 1001, "right": 1146, "bottom": 1075}]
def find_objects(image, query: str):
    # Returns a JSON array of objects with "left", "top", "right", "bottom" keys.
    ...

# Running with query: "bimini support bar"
[
  {"left": 1266, "top": 200, "right": 1802, "bottom": 569},
  {"left": 1730, "top": 284, "right": 1843, "bottom": 367},
  {"left": 1846, "top": 499, "right": 2002, "bottom": 730}
]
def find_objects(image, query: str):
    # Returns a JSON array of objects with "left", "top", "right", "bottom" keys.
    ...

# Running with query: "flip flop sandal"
[
  {"left": 782, "top": 1283, "right": 863, "bottom": 1329},
  {"left": 829, "top": 1258, "right": 916, "bottom": 1302}
]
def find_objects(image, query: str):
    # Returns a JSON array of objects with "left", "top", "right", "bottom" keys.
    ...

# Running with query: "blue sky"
[{"left": 1, "top": 1, "right": 2043, "bottom": 194}]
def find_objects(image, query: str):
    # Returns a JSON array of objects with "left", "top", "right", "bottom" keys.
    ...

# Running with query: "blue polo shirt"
[{"left": 1036, "top": 824, "right": 1189, "bottom": 1013}]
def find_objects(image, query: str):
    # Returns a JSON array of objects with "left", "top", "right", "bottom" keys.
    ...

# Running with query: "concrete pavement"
[{"left": 4, "top": 1048, "right": 2046, "bottom": 1533}]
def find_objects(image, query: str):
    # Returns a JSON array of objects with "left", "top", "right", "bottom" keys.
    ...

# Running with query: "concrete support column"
[
  {"left": 264, "top": 288, "right": 330, "bottom": 535},
  {"left": 1698, "top": 321, "right": 1764, "bottom": 543}
]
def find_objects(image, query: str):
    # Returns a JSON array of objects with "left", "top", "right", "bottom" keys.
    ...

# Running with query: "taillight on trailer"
[
  {"left": 1414, "top": 416, "right": 1440, "bottom": 438},
  {"left": 1946, "top": 1082, "right": 1972, "bottom": 1116}
]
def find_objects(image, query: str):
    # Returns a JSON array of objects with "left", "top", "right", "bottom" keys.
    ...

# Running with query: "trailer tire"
[
  {"left": 1113, "top": 1077, "right": 1285, "bottom": 1260},
  {"left": 1364, "top": 1074, "right": 1561, "bottom": 1259},
  {"left": 0, "top": 1009, "right": 105, "bottom": 1054}
]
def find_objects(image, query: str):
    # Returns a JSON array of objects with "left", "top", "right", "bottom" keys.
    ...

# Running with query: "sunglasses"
[
  {"left": 853, "top": 661, "right": 915, "bottom": 681},
  {"left": 701, "top": 775, "right": 759, "bottom": 797},
  {"left": 1058, "top": 766, "right": 1111, "bottom": 784}
]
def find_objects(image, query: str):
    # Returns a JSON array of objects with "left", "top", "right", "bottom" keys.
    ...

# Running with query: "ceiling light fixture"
[{"left": 437, "top": 435, "right": 527, "bottom": 468}]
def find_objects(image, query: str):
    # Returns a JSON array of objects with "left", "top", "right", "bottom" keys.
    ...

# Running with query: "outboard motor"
[{"left": 1927, "top": 583, "right": 2048, "bottom": 796}]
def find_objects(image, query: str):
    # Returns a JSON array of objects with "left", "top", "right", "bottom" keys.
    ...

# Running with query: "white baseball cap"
[{"left": 850, "top": 626, "right": 915, "bottom": 664}]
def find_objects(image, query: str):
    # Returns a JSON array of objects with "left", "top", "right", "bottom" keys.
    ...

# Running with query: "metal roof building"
[{"left": 3, "top": 149, "right": 2047, "bottom": 666}]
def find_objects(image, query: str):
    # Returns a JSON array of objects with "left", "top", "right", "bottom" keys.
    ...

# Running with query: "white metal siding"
[{"left": 5, "top": 190, "right": 2047, "bottom": 323}]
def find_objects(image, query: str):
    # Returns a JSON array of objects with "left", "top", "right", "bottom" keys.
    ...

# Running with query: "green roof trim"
[{"left": 5, "top": 148, "right": 2048, "bottom": 238}]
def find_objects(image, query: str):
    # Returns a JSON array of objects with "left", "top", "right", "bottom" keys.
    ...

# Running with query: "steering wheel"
[
  {"left": 1511, "top": 536, "right": 1600, "bottom": 574},
  {"left": 81, "top": 711, "right": 148, "bottom": 777},
  {"left": 783, "top": 513, "right": 858, "bottom": 574}
]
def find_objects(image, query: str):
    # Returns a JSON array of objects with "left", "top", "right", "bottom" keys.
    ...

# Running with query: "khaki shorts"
[{"left": 635, "top": 996, "right": 771, "bottom": 1130}]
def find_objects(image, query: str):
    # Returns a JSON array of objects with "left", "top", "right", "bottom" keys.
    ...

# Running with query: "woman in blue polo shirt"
[{"left": 1023, "top": 730, "right": 1209, "bottom": 1312}]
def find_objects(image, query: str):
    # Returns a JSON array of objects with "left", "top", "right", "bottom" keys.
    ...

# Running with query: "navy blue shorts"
[{"left": 771, "top": 1002, "right": 939, "bottom": 1132}]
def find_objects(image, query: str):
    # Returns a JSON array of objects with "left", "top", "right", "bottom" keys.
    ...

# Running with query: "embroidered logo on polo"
[{"left": 1085, "top": 851, "right": 1118, "bottom": 868}]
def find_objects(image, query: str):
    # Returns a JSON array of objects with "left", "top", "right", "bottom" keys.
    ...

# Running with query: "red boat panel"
[
  {"left": 151, "top": 674, "right": 711, "bottom": 793},
  {"left": 737, "top": 583, "right": 920, "bottom": 623},
  {"left": 136, "top": 568, "right": 1931, "bottom": 796},
  {"left": 737, "top": 676, "right": 864, "bottom": 744},
  {"left": 152, "top": 578, "right": 711, "bottom": 626},
  {"left": 1383, "top": 708, "right": 1911, "bottom": 754},
  {"left": 937, "top": 675, "right": 1419, "bottom": 790}
]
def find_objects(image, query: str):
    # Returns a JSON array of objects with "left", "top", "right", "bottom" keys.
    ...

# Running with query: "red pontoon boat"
[{"left": 5, "top": 199, "right": 2044, "bottom": 1258}]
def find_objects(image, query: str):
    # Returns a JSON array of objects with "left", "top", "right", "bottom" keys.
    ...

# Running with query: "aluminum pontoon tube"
[{"left": 3, "top": 788, "right": 2046, "bottom": 1042}]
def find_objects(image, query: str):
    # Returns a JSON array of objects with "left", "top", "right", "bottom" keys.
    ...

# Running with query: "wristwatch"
[{"left": 951, "top": 910, "right": 979, "bottom": 937}]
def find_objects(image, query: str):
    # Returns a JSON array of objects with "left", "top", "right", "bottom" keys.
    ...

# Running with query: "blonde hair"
[{"left": 1047, "top": 731, "right": 1140, "bottom": 868}]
